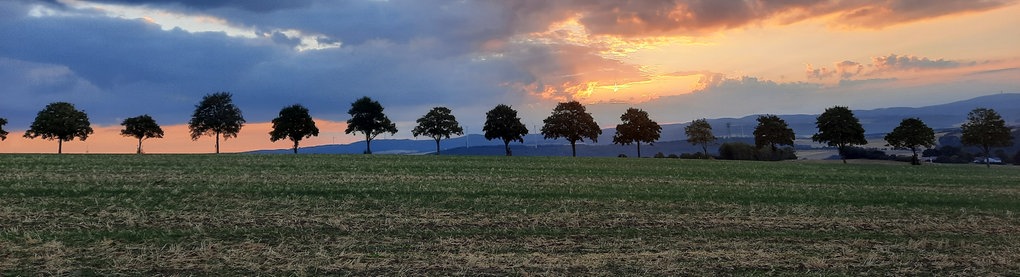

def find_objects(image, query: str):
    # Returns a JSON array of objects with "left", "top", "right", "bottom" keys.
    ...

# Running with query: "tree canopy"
[
  {"left": 189, "top": 92, "right": 245, "bottom": 154},
  {"left": 961, "top": 108, "right": 1014, "bottom": 167},
  {"left": 270, "top": 104, "right": 319, "bottom": 154},
  {"left": 811, "top": 106, "right": 866, "bottom": 163},
  {"left": 0, "top": 117, "right": 8, "bottom": 141},
  {"left": 24, "top": 102, "right": 94, "bottom": 154},
  {"left": 884, "top": 117, "right": 935, "bottom": 165},
  {"left": 345, "top": 96, "right": 397, "bottom": 154},
  {"left": 120, "top": 114, "right": 164, "bottom": 154},
  {"left": 541, "top": 101, "right": 602, "bottom": 157},
  {"left": 412, "top": 107, "right": 464, "bottom": 155},
  {"left": 612, "top": 108, "right": 661, "bottom": 158},
  {"left": 685, "top": 118, "right": 716, "bottom": 158},
  {"left": 753, "top": 115, "right": 795, "bottom": 151},
  {"left": 483, "top": 104, "right": 528, "bottom": 156}
]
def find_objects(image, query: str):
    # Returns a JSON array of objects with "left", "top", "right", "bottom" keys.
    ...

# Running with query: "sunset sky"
[{"left": 1, "top": 0, "right": 1018, "bottom": 153}]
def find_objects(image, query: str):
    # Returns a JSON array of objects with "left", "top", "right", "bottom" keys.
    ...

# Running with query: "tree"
[
  {"left": 811, "top": 106, "right": 867, "bottom": 163},
  {"left": 120, "top": 115, "right": 164, "bottom": 154},
  {"left": 685, "top": 118, "right": 716, "bottom": 158},
  {"left": 345, "top": 96, "right": 397, "bottom": 154},
  {"left": 270, "top": 104, "right": 319, "bottom": 154},
  {"left": 412, "top": 107, "right": 464, "bottom": 155},
  {"left": 483, "top": 104, "right": 528, "bottom": 156},
  {"left": 23, "top": 102, "right": 94, "bottom": 154},
  {"left": 961, "top": 108, "right": 1014, "bottom": 168},
  {"left": 0, "top": 117, "right": 8, "bottom": 141},
  {"left": 753, "top": 115, "right": 795, "bottom": 151},
  {"left": 541, "top": 101, "right": 602, "bottom": 157},
  {"left": 884, "top": 118, "right": 935, "bottom": 165},
  {"left": 612, "top": 108, "right": 661, "bottom": 158},
  {"left": 189, "top": 92, "right": 245, "bottom": 154}
]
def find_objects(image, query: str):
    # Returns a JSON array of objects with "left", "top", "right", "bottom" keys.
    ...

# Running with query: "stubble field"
[{"left": 1, "top": 154, "right": 1018, "bottom": 275}]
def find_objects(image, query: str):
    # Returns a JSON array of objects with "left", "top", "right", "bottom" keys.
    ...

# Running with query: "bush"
[
  {"left": 717, "top": 142, "right": 797, "bottom": 161},
  {"left": 653, "top": 152, "right": 666, "bottom": 158},
  {"left": 841, "top": 147, "right": 892, "bottom": 160},
  {"left": 667, "top": 154, "right": 679, "bottom": 159},
  {"left": 932, "top": 146, "right": 974, "bottom": 164},
  {"left": 617, "top": 154, "right": 627, "bottom": 158},
  {"left": 679, "top": 152, "right": 709, "bottom": 159},
  {"left": 1014, "top": 150, "right": 1020, "bottom": 165},
  {"left": 718, "top": 142, "right": 756, "bottom": 160},
  {"left": 995, "top": 149, "right": 1013, "bottom": 165}
]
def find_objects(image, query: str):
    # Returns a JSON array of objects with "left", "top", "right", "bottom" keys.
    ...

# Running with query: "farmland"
[{"left": 1, "top": 154, "right": 1018, "bottom": 275}]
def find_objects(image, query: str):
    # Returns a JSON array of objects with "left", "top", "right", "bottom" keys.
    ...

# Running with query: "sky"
[{"left": 1, "top": 0, "right": 1018, "bottom": 153}]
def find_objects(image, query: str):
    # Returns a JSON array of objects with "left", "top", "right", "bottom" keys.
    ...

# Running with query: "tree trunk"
[
  {"left": 137, "top": 137, "right": 143, "bottom": 154},
  {"left": 636, "top": 142, "right": 641, "bottom": 158},
  {"left": 503, "top": 140, "right": 512, "bottom": 156},
  {"left": 571, "top": 141, "right": 577, "bottom": 157},
  {"left": 58, "top": 139, "right": 63, "bottom": 154},
  {"left": 435, "top": 138, "right": 441, "bottom": 156},
  {"left": 365, "top": 133, "right": 372, "bottom": 154},
  {"left": 984, "top": 145, "right": 991, "bottom": 168},
  {"left": 293, "top": 139, "right": 299, "bottom": 154},
  {"left": 910, "top": 147, "right": 919, "bottom": 165},
  {"left": 839, "top": 144, "right": 847, "bottom": 164},
  {"left": 215, "top": 132, "right": 221, "bottom": 154},
  {"left": 702, "top": 144, "right": 708, "bottom": 159}
]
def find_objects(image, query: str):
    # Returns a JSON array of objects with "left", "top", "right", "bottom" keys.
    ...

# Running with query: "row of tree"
[{"left": 1, "top": 92, "right": 1012, "bottom": 165}]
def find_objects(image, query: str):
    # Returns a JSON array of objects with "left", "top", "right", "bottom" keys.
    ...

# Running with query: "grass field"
[{"left": 1, "top": 154, "right": 1018, "bottom": 275}]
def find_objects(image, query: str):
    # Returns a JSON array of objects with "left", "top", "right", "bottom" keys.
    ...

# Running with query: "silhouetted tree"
[
  {"left": 270, "top": 104, "right": 319, "bottom": 154},
  {"left": 753, "top": 115, "right": 795, "bottom": 151},
  {"left": 961, "top": 108, "right": 1014, "bottom": 168},
  {"left": 812, "top": 106, "right": 866, "bottom": 163},
  {"left": 753, "top": 115, "right": 796, "bottom": 161},
  {"left": 612, "top": 108, "right": 661, "bottom": 158},
  {"left": 345, "top": 96, "right": 397, "bottom": 154},
  {"left": 483, "top": 104, "right": 528, "bottom": 156},
  {"left": 412, "top": 107, "right": 463, "bottom": 155},
  {"left": 23, "top": 102, "right": 94, "bottom": 154},
  {"left": 884, "top": 118, "right": 935, "bottom": 165},
  {"left": 541, "top": 101, "right": 601, "bottom": 157},
  {"left": 189, "top": 92, "right": 245, "bottom": 154},
  {"left": 0, "top": 117, "right": 8, "bottom": 141},
  {"left": 120, "top": 115, "right": 164, "bottom": 154},
  {"left": 685, "top": 118, "right": 716, "bottom": 158}
]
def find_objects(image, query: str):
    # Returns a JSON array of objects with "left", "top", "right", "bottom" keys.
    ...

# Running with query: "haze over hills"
[{"left": 251, "top": 93, "right": 1020, "bottom": 156}]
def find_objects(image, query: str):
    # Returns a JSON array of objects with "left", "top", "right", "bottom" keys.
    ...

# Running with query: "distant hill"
[
  {"left": 250, "top": 93, "right": 1020, "bottom": 156},
  {"left": 595, "top": 93, "right": 1020, "bottom": 144}
]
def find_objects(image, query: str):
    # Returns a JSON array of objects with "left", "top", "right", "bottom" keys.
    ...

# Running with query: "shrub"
[
  {"left": 667, "top": 154, "right": 679, "bottom": 159},
  {"left": 841, "top": 147, "right": 892, "bottom": 160},
  {"left": 679, "top": 152, "right": 709, "bottom": 159},
  {"left": 718, "top": 142, "right": 796, "bottom": 161},
  {"left": 653, "top": 152, "right": 666, "bottom": 158},
  {"left": 718, "top": 142, "right": 756, "bottom": 160},
  {"left": 617, "top": 154, "right": 627, "bottom": 158}
]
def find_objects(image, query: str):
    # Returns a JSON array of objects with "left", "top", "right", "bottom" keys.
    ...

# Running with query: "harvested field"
[{"left": 1, "top": 154, "right": 1018, "bottom": 275}]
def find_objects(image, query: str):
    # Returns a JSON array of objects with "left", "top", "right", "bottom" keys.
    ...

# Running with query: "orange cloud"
[
  {"left": 0, "top": 119, "right": 354, "bottom": 154},
  {"left": 505, "top": 0, "right": 1016, "bottom": 37}
]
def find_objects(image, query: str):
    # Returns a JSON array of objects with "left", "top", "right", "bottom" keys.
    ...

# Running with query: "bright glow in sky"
[{"left": 1, "top": 0, "right": 1018, "bottom": 153}]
